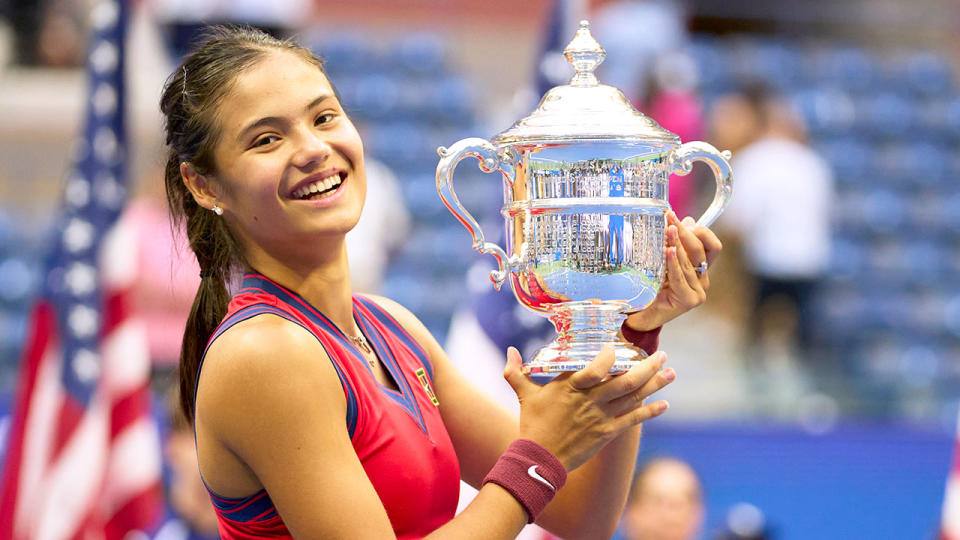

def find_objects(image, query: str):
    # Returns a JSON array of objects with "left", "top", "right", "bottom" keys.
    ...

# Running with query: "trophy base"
[{"left": 520, "top": 301, "right": 648, "bottom": 384}]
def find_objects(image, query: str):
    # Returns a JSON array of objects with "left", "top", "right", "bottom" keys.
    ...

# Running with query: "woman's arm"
[
  {"left": 197, "top": 314, "right": 567, "bottom": 539},
  {"left": 196, "top": 315, "right": 398, "bottom": 538},
  {"left": 372, "top": 297, "right": 673, "bottom": 540}
]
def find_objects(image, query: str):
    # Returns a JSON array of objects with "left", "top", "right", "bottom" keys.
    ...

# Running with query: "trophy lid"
[{"left": 491, "top": 20, "right": 680, "bottom": 147}]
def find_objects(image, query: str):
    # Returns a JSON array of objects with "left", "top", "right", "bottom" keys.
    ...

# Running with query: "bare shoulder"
[{"left": 196, "top": 314, "right": 346, "bottom": 447}]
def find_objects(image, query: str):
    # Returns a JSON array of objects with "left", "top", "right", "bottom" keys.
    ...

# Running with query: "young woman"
[{"left": 161, "top": 26, "right": 722, "bottom": 539}]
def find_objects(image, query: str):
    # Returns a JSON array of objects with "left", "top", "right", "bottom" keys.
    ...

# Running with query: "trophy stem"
[{"left": 523, "top": 301, "right": 647, "bottom": 381}]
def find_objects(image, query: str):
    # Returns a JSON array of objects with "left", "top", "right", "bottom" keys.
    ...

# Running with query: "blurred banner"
[{"left": 0, "top": 1, "right": 163, "bottom": 538}]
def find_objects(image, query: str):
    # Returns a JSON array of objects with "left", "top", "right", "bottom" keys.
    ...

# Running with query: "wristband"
[
  {"left": 621, "top": 323, "right": 661, "bottom": 355},
  {"left": 482, "top": 439, "right": 567, "bottom": 523}
]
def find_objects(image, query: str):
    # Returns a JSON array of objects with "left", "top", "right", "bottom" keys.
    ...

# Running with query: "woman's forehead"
[{"left": 219, "top": 51, "right": 333, "bottom": 127}]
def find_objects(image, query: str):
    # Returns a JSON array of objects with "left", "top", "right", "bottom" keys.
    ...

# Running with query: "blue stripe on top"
[
  {"left": 208, "top": 489, "right": 277, "bottom": 523},
  {"left": 355, "top": 295, "right": 435, "bottom": 382},
  {"left": 356, "top": 308, "right": 427, "bottom": 434}
]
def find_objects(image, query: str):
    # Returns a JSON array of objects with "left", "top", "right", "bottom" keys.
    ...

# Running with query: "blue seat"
[
  {"left": 0, "top": 257, "right": 38, "bottom": 307},
  {"left": 687, "top": 37, "right": 734, "bottom": 93},
  {"left": 894, "top": 50, "right": 954, "bottom": 98},
  {"left": 857, "top": 91, "right": 915, "bottom": 140},
  {"left": 309, "top": 32, "right": 378, "bottom": 75},
  {"left": 809, "top": 45, "right": 879, "bottom": 93},
  {"left": 790, "top": 86, "right": 856, "bottom": 135},
  {"left": 813, "top": 136, "right": 872, "bottom": 184},
  {"left": 391, "top": 33, "right": 447, "bottom": 76}
]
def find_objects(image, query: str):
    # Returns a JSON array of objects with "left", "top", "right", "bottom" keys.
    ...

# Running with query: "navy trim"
[
  {"left": 355, "top": 295, "right": 434, "bottom": 382},
  {"left": 196, "top": 302, "right": 358, "bottom": 437},
  {"left": 356, "top": 307, "right": 428, "bottom": 434},
  {"left": 240, "top": 275, "right": 365, "bottom": 356},
  {"left": 208, "top": 490, "right": 276, "bottom": 523}
]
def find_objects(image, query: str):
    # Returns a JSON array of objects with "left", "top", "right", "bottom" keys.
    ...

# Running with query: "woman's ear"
[{"left": 180, "top": 162, "right": 220, "bottom": 211}]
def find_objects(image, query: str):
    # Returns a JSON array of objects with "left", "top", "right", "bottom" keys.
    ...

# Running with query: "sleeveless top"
[{"left": 195, "top": 273, "right": 461, "bottom": 539}]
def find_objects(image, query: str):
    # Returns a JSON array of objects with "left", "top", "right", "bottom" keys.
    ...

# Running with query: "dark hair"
[{"left": 160, "top": 25, "right": 327, "bottom": 423}]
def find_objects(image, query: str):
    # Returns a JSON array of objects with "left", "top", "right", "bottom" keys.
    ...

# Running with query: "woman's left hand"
[{"left": 624, "top": 211, "right": 722, "bottom": 332}]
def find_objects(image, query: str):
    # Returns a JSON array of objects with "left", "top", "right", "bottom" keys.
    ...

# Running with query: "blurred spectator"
[
  {"left": 593, "top": 0, "right": 687, "bottom": 103},
  {"left": 715, "top": 502, "right": 771, "bottom": 540},
  {"left": 640, "top": 50, "right": 705, "bottom": 220},
  {"left": 35, "top": 2, "right": 83, "bottom": 67},
  {"left": 118, "top": 172, "right": 199, "bottom": 369},
  {"left": 621, "top": 457, "right": 705, "bottom": 540},
  {"left": 706, "top": 92, "right": 763, "bottom": 157},
  {"left": 719, "top": 82, "right": 834, "bottom": 361},
  {"left": 346, "top": 157, "right": 411, "bottom": 294},
  {"left": 153, "top": 392, "right": 218, "bottom": 540}
]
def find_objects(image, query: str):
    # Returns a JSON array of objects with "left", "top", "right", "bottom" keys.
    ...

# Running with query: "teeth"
[{"left": 293, "top": 173, "right": 343, "bottom": 199}]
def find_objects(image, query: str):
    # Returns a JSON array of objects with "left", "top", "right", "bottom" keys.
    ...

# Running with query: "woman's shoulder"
[{"left": 197, "top": 313, "right": 343, "bottom": 415}]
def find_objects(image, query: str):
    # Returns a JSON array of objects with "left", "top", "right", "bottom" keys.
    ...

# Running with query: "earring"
[{"left": 212, "top": 204, "right": 223, "bottom": 216}]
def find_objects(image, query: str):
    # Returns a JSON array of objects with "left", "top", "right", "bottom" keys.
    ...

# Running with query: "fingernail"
[
  {"left": 658, "top": 401, "right": 670, "bottom": 412},
  {"left": 663, "top": 368, "right": 676, "bottom": 381},
  {"left": 658, "top": 353, "right": 667, "bottom": 367}
]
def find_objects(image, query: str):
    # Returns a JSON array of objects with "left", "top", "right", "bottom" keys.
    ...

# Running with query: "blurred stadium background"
[{"left": 1, "top": 0, "right": 959, "bottom": 538}]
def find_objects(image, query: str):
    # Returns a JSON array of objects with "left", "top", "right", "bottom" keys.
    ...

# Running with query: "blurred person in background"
[
  {"left": 719, "top": 82, "right": 833, "bottom": 367},
  {"left": 592, "top": 0, "right": 687, "bottom": 104},
  {"left": 620, "top": 457, "right": 705, "bottom": 540},
  {"left": 154, "top": 392, "right": 219, "bottom": 540},
  {"left": 638, "top": 51, "right": 705, "bottom": 223},
  {"left": 344, "top": 156, "right": 411, "bottom": 295}
]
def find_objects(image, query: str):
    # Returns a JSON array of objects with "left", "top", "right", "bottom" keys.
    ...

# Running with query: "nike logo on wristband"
[{"left": 527, "top": 465, "right": 556, "bottom": 491}]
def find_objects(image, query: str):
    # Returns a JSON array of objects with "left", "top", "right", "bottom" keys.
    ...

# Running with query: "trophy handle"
[
  {"left": 436, "top": 138, "right": 517, "bottom": 290},
  {"left": 668, "top": 141, "right": 733, "bottom": 228}
]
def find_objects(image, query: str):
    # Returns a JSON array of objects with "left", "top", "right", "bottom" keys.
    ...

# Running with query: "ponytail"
[
  {"left": 159, "top": 26, "right": 327, "bottom": 423},
  {"left": 165, "top": 149, "right": 238, "bottom": 423}
]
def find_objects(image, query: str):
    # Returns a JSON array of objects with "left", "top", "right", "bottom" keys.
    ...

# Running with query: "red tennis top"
[{"left": 195, "top": 273, "right": 461, "bottom": 539}]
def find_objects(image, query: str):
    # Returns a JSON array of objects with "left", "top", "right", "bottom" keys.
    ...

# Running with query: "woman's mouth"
[{"left": 291, "top": 171, "right": 345, "bottom": 201}]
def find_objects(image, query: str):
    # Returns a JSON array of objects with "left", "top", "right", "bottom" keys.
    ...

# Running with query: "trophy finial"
[{"left": 563, "top": 19, "right": 606, "bottom": 87}]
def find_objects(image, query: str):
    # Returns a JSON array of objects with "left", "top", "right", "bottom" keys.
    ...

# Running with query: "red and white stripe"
[
  {"left": 0, "top": 222, "right": 162, "bottom": 539},
  {"left": 942, "top": 409, "right": 960, "bottom": 540}
]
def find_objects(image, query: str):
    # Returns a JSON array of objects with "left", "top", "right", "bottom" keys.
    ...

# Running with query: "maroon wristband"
[
  {"left": 621, "top": 323, "right": 661, "bottom": 355},
  {"left": 482, "top": 439, "right": 567, "bottom": 523}
]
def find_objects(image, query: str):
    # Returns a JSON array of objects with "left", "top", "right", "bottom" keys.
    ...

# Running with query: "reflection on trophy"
[{"left": 436, "top": 21, "right": 732, "bottom": 377}]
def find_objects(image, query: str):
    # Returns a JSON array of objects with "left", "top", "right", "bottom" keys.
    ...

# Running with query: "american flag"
[
  {"left": 942, "top": 408, "right": 960, "bottom": 539},
  {"left": 0, "top": 1, "right": 163, "bottom": 538}
]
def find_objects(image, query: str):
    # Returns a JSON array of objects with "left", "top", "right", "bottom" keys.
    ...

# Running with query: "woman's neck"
[{"left": 243, "top": 237, "right": 358, "bottom": 334}]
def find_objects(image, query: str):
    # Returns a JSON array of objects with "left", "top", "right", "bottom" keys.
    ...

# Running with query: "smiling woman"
[{"left": 159, "top": 25, "right": 717, "bottom": 540}]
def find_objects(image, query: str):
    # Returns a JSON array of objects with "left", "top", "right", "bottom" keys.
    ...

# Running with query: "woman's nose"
[{"left": 291, "top": 129, "right": 332, "bottom": 169}]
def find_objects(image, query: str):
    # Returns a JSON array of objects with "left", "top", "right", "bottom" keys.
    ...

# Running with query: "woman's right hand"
[{"left": 503, "top": 346, "right": 675, "bottom": 471}]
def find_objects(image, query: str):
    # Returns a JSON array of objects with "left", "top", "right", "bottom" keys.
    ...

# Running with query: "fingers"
[
  {"left": 503, "top": 346, "right": 537, "bottom": 399},
  {"left": 676, "top": 217, "right": 707, "bottom": 277},
  {"left": 682, "top": 215, "right": 723, "bottom": 266},
  {"left": 665, "top": 243, "right": 707, "bottom": 308},
  {"left": 666, "top": 213, "right": 707, "bottom": 300},
  {"left": 593, "top": 351, "right": 667, "bottom": 402},
  {"left": 568, "top": 345, "right": 617, "bottom": 390},
  {"left": 612, "top": 399, "right": 671, "bottom": 430},
  {"left": 605, "top": 367, "right": 676, "bottom": 417}
]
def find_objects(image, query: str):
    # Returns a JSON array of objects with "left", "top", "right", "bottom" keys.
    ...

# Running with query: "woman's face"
[{"left": 208, "top": 50, "right": 366, "bottom": 261}]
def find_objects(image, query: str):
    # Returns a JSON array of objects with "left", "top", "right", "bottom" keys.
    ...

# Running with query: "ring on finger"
[{"left": 695, "top": 261, "right": 708, "bottom": 277}]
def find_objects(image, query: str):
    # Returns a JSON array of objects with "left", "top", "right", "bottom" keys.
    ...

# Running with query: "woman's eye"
[
  {"left": 315, "top": 113, "right": 335, "bottom": 126},
  {"left": 253, "top": 135, "right": 278, "bottom": 147}
]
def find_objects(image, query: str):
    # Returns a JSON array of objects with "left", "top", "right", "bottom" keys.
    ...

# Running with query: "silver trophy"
[{"left": 436, "top": 21, "right": 732, "bottom": 376}]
